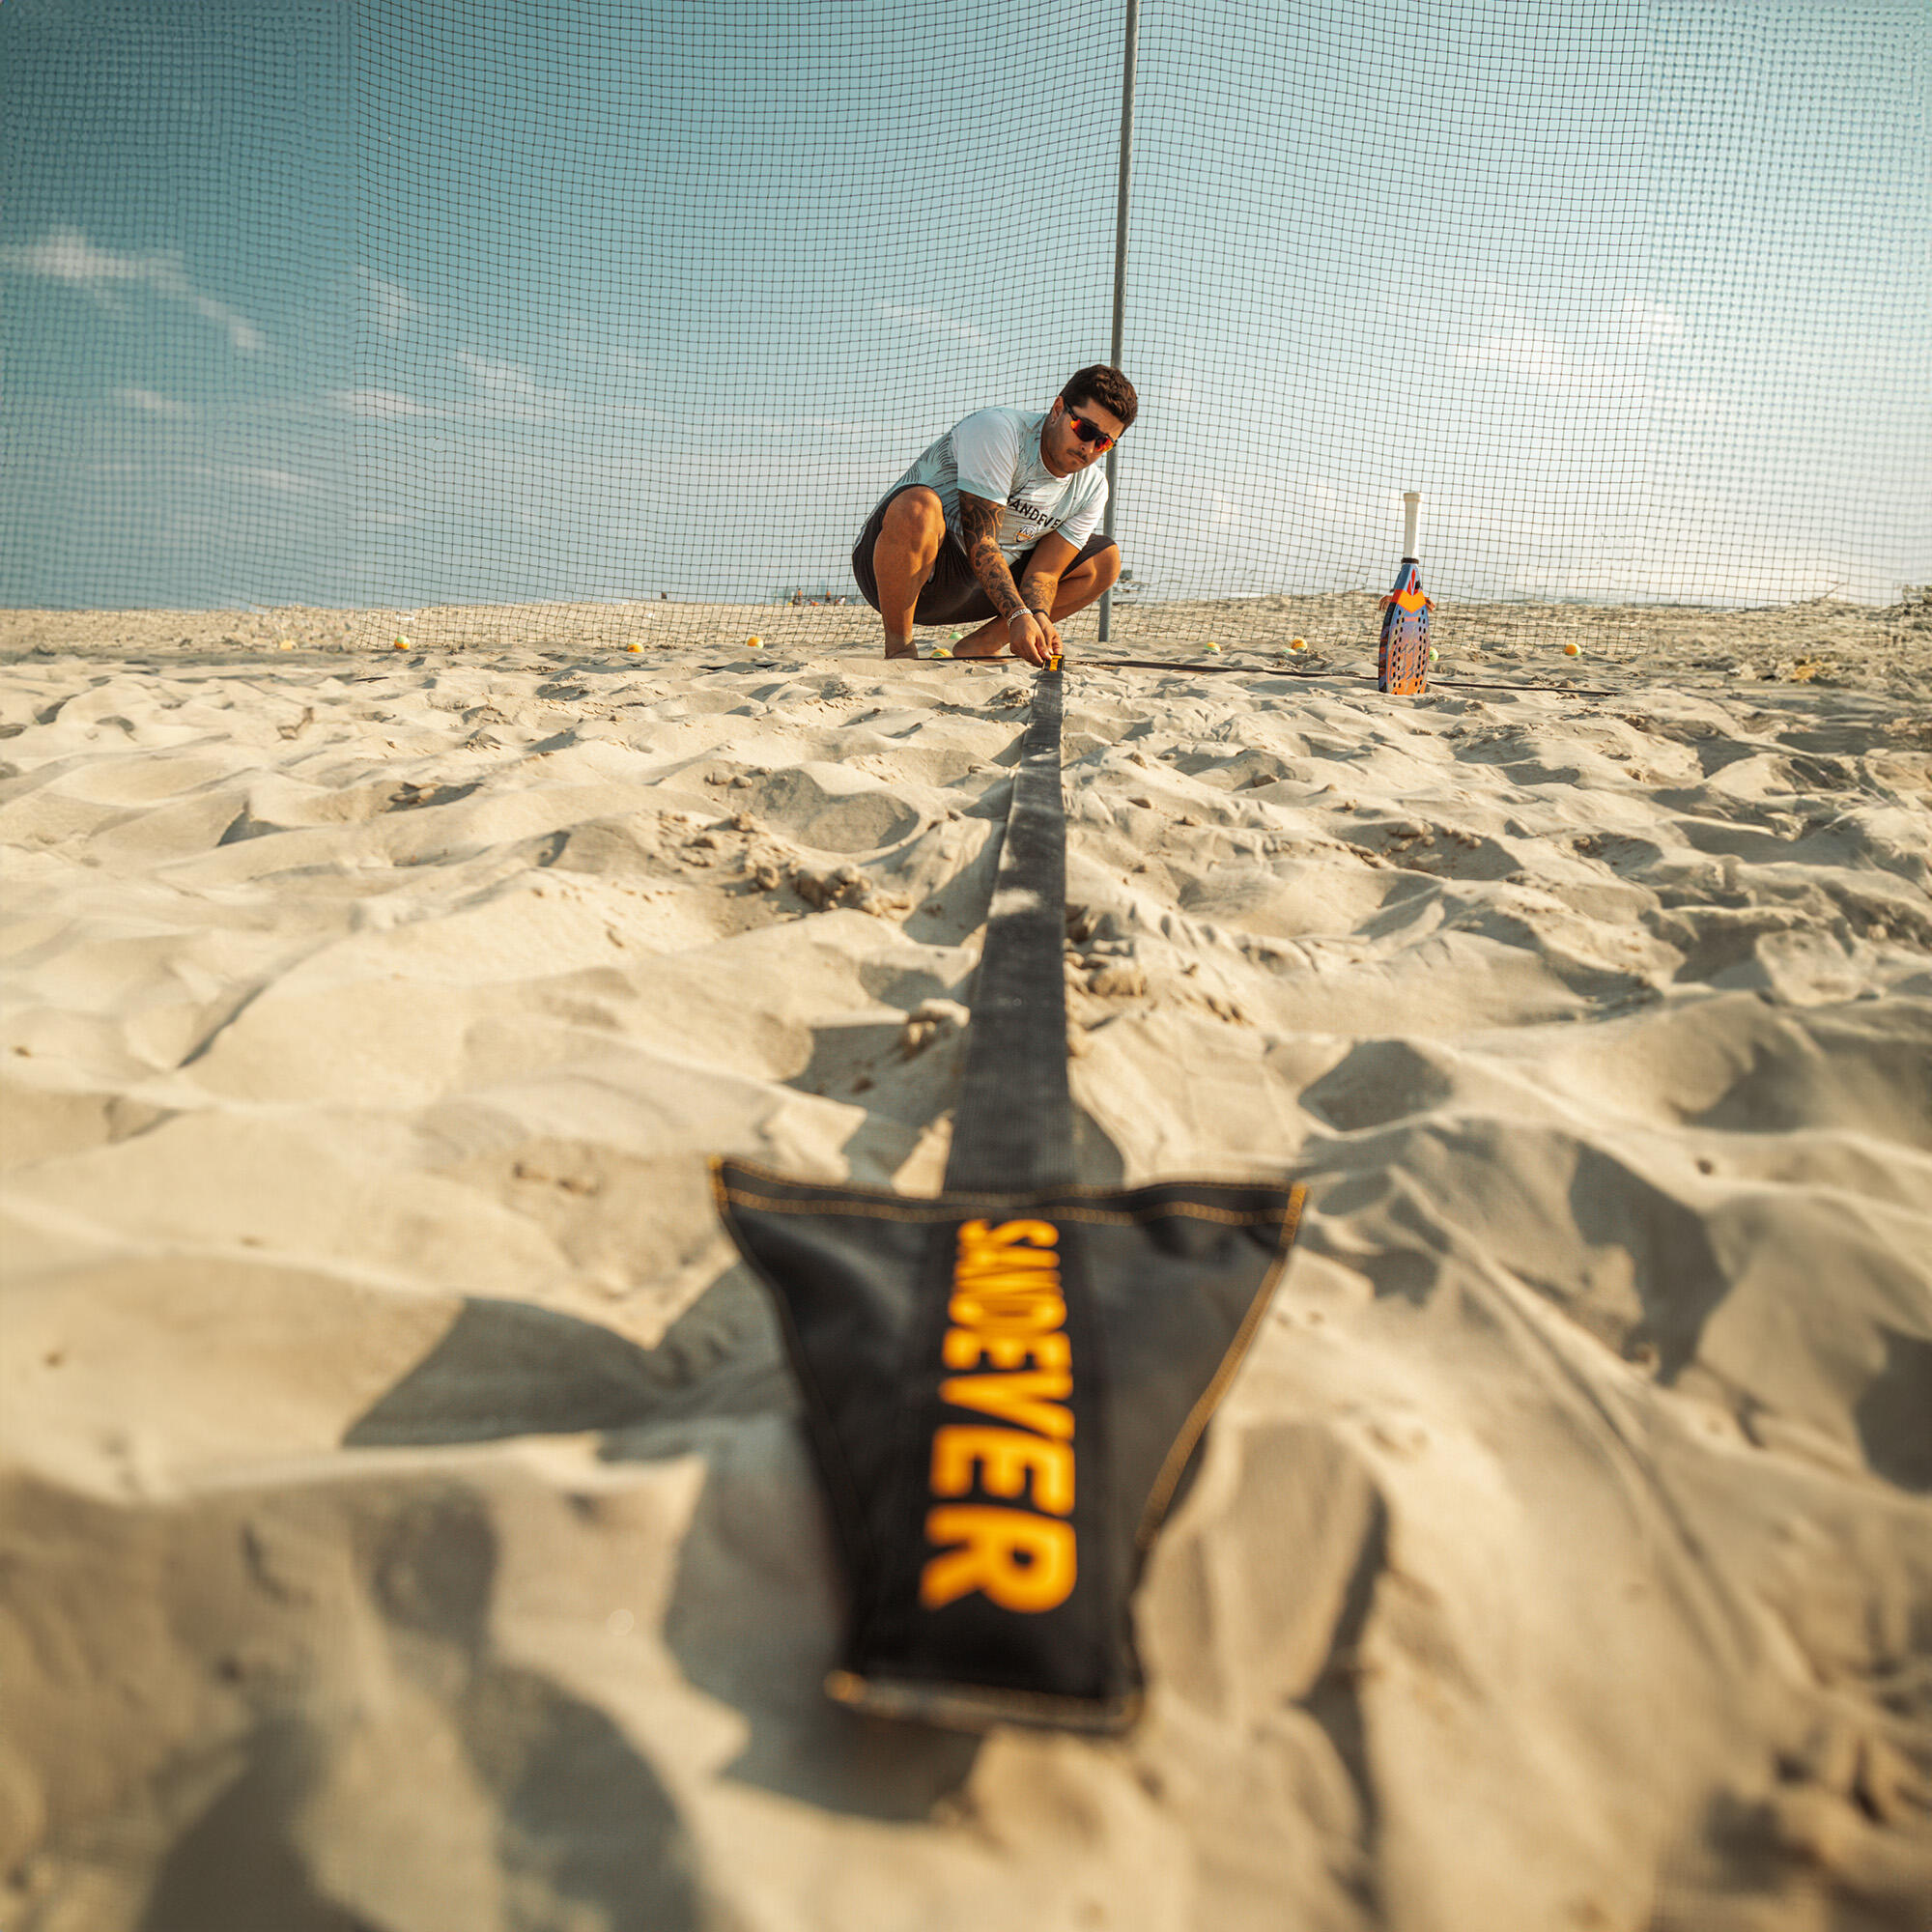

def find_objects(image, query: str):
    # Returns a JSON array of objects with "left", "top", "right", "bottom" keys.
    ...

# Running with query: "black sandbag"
[{"left": 712, "top": 1162, "right": 1303, "bottom": 1731}]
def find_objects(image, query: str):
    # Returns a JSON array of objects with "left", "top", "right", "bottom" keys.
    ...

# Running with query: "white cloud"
[
  {"left": 455, "top": 351, "right": 570, "bottom": 419},
  {"left": 326, "top": 356, "right": 572, "bottom": 426},
  {"left": 1456, "top": 327, "right": 1633, "bottom": 391},
  {"left": 114, "top": 386, "right": 192, "bottom": 418},
  {"left": 807, "top": 417, "right": 902, "bottom": 437},
  {"left": 237, "top": 467, "right": 310, "bottom": 495},
  {"left": 1622, "top": 295, "right": 1686, "bottom": 345},
  {"left": 875, "top": 302, "right": 991, "bottom": 351},
  {"left": 111, "top": 458, "right": 317, "bottom": 503},
  {"left": 329, "top": 387, "right": 433, "bottom": 419},
  {"left": 703, "top": 412, "right": 904, "bottom": 440},
  {"left": 0, "top": 226, "right": 265, "bottom": 353},
  {"left": 1454, "top": 294, "right": 1689, "bottom": 394},
  {"left": 356, "top": 265, "right": 421, "bottom": 335}
]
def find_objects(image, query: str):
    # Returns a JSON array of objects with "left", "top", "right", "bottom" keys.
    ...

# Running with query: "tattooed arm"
[
  {"left": 956, "top": 493, "right": 1028, "bottom": 624},
  {"left": 957, "top": 493, "right": 1052, "bottom": 665},
  {"left": 1017, "top": 532, "right": 1079, "bottom": 650}
]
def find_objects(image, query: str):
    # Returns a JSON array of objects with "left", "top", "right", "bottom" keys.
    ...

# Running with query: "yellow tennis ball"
[
  {"left": 1289, "top": 637, "right": 1306, "bottom": 651},
  {"left": 1563, "top": 642, "right": 1580, "bottom": 656},
  {"left": 1205, "top": 640, "right": 1221, "bottom": 653},
  {"left": 625, "top": 642, "right": 643, "bottom": 653},
  {"left": 277, "top": 639, "right": 294, "bottom": 651},
  {"left": 931, "top": 646, "right": 952, "bottom": 658},
  {"left": 392, "top": 637, "right": 410, "bottom": 650},
  {"left": 746, "top": 635, "right": 763, "bottom": 649}
]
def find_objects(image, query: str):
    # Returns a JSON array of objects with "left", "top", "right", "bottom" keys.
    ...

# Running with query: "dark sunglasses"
[{"left": 1066, "top": 411, "right": 1117, "bottom": 451}]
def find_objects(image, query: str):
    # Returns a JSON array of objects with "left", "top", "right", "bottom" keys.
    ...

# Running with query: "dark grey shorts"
[{"left": 850, "top": 485, "right": 1119, "bottom": 625}]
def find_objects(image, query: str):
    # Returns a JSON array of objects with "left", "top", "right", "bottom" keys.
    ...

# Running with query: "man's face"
[{"left": 1043, "top": 395, "right": 1126, "bottom": 477}]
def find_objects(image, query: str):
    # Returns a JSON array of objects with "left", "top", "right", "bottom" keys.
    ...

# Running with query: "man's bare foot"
[
  {"left": 883, "top": 640, "right": 918, "bottom": 660},
  {"left": 952, "top": 611, "right": 1034, "bottom": 661}
]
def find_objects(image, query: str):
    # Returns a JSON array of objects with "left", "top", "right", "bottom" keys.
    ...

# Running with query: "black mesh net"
[{"left": 3, "top": 0, "right": 1926, "bottom": 656}]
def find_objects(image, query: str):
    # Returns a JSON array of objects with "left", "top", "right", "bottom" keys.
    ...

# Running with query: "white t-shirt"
[{"left": 884, "top": 407, "right": 1108, "bottom": 560}]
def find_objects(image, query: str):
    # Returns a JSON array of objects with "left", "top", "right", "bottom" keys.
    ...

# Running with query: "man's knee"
[
  {"left": 1068, "top": 543, "right": 1121, "bottom": 591},
  {"left": 880, "top": 487, "right": 946, "bottom": 556}
]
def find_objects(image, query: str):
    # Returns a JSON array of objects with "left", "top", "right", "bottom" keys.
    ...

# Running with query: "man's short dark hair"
[{"left": 1062, "top": 364, "right": 1137, "bottom": 432}]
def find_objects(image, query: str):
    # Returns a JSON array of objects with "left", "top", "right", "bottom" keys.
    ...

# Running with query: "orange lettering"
[
  {"left": 948, "top": 1291, "right": 1067, "bottom": 1332},
  {"left": 930, "top": 1424, "right": 1075, "bottom": 1514},
  {"left": 938, "top": 1370, "right": 1073, "bottom": 1440},
  {"left": 954, "top": 1250, "right": 1061, "bottom": 1283},
  {"left": 923, "top": 1223, "right": 1075, "bottom": 1616},
  {"left": 956, "top": 1218, "right": 1059, "bottom": 1262},
  {"left": 950, "top": 1272, "right": 1062, "bottom": 1309},
  {"left": 942, "top": 1326, "right": 1071, "bottom": 1373},
  {"left": 921, "top": 1505, "right": 1076, "bottom": 1611}
]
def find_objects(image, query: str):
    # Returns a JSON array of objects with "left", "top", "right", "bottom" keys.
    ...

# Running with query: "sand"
[{"left": 3, "top": 595, "right": 1931, "bottom": 1930}]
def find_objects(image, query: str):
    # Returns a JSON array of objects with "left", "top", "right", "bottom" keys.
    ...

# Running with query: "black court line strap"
[
  {"left": 942, "top": 661, "right": 1076, "bottom": 1194},
  {"left": 1429, "top": 677, "right": 1618, "bottom": 696},
  {"left": 1083, "top": 657, "right": 1619, "bottom": 696},
  {"left": 923, "top": 654, "right": 1618, "bottom": 697},
  {"left": 1086, "top": 656, "right": 1325, "bottom": 677},
  {"left": 710, "top": 650, "right": 1310, "bottom": 1735}
]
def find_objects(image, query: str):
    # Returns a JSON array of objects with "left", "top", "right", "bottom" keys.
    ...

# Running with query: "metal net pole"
[{"left": 1096, "top": 0, "right": 1139, "bottom": 645}]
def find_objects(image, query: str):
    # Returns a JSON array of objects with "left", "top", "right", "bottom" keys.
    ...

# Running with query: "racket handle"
[{"left": 1403, "top": 491, "right": 1421, "bottom": 559}]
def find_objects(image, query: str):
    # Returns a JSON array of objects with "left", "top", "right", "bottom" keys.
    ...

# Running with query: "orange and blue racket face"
[{"left": 1378, "top": 559, "right": 1430, "bottom": 695}]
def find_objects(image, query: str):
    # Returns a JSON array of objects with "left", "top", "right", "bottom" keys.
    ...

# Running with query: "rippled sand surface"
[{"left": 3, "top": 600, "right": 1930, "bottom": 1929}]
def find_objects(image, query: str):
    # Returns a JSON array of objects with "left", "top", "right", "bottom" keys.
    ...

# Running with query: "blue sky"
[{"left": 3, "top": 0, "right": 1926, "bottom": 610}]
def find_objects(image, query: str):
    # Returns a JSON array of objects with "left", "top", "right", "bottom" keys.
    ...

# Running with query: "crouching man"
[{"left": 852, "top": 365, "right": 1135, "bottom": 665}]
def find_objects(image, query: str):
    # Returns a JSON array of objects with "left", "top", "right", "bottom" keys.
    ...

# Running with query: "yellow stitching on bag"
[
  {"left": 1133, "top": 1182, "right": 1307, "bottom": 1551},
  {"left": 717, "top": 1185, "right": 1287, "bottom": 1230},
  {"left": 717, "top": 1155, "right": 1293, "bottom": 1216}
]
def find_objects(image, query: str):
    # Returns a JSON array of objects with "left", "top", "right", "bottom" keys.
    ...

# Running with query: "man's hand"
[
  {"left": 1006, "top": 609, "right": 1062, "bottom": 667},
  {"left": 1016, "top": 568, "right": 1065, "bottom": 665}
]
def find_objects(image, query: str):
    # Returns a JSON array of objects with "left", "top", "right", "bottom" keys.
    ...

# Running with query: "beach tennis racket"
[{"left": 1378, "top": 491, "right": 1431, "bottom": 696}]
